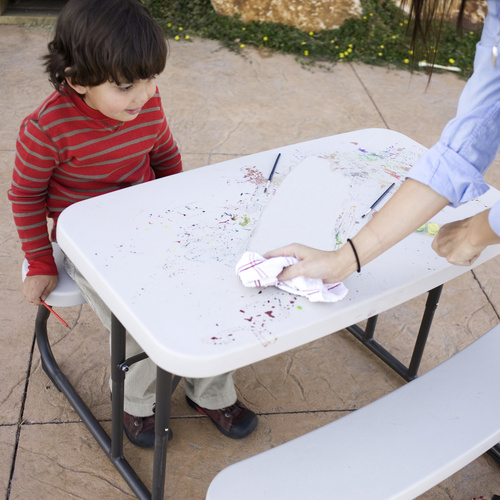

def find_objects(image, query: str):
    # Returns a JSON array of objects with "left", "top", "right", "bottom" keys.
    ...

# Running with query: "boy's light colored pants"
[{"left": 64, "top": 258, "right": 237, "bottom": 417}]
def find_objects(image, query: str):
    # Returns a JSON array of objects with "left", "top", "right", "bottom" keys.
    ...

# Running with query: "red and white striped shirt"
[{"left": 9, "top": 88, "right": 182, "bottom": 276}]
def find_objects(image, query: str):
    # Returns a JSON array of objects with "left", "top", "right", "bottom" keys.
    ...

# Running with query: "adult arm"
[
  {"left": 265, "top": 179, "right": 449, "bottom": 283},
  {"left": 267, "top": 3, "right": 500, "bottom": 283}
]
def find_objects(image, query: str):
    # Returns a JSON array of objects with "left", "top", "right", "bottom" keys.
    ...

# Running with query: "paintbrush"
[
  {"left": 42, "top": 300, "right": 69, "bottom": 328},
  {"left": 264, "top": 153, "right": 281, "bottom": 193},
  {"left": 361, "top": 182, "right": 395, "bottom": 218}
]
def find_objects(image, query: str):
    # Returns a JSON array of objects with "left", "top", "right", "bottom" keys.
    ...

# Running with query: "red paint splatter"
[
  {"left": 243, "top": 166, "right": 266, "bottom": 185},
  {"left": 265, "top": 311, "right": 275, "bottom": 318}
]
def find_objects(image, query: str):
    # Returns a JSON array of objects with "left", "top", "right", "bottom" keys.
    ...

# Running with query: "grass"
[{"left": 148, "top": 0, "right": 481, "bottom": 77}]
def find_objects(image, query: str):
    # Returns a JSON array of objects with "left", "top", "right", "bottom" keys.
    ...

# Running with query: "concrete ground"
[{"left": 1, "top": 23, "right": 500, "bottom": 500}]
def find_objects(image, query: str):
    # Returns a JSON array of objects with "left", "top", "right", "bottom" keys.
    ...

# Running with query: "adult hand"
[
  {"left": 263, "top": 243, "right": 352, "bottom": 283},
  {"left": 431, "top": 218, "right": 480, "bottom": 266},
  {"left": 432, "top": 210, "right": 500, "bottom": 266},
  {"left": 23, "top": 275, "right": 58, "bottom": 305}
]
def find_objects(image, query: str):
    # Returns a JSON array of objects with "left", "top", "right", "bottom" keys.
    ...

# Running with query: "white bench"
[{"left": 207, "top": 324, "right": 500, "bottom": 500}]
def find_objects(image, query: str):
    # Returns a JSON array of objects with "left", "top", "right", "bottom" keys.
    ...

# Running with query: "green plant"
[{"left": 150, "top": 0, "right": 481, "bottom": 76}]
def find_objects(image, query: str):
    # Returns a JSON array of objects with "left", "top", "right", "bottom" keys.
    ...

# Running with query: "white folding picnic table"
[{"left": 50, "top": 129, "right": 500, "bottom": 498}]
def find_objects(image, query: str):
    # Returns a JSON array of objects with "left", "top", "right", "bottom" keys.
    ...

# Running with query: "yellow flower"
[
  {"left": 369, "top": 12, "right": 373, "bottom": 16},
  {"left": 242, "top": 27, "right": 246, "bottom": 31},
  {"left": 378, "top": 52, "right": 383, "bottom": 56},
  {"left": 174, "top": 35, "right": 180, "bottom": 40},
  {"left": 309, "top": 31, "right": 314, "bottom": 36},
  {"left": 167, "top": 23, "right": 172, "bottom": 28},
  {"left": 363, "top": 16, "right": 367, "bottom": 20},
  {"left": 185, "top": 35, "right": 190, "bottom": 40},
  {"left": 408, "top": 49, "right": 413, "bottom": 55},
  {"left": 347, "top": 48, "right": 352, "bottom": 53},
  {"left": 339, "top": 53, "right": 345, "bottom": 58},
  {"left": 330, "top": 40, "right": 335, "bottom": 44},
  {"left": 404, "top": 58, "right": 409, "bottom": 64},
  {"left": 301, "top": 41, "right": 306, "bottom": 45},
  {"left": 348, "top": 43, "right": 353, "bottom": 48},
  {"left": 304, "top": 50, "right": 309, "bottom": 56},
  {"left": 449, "top": 58, "right": 455, "bottom": 64},
  {"left": 392, "top": 35, "right": 397, "bottom": 39},
  {"left": 380, "top": 44, "right": 384, "bottom": 49},
  {"left": 240, "top": 43, "right": 245, "bottom": 48},
  {"left": 404, "top": 19, "right": 408, "bottom": 24},
  {"left": 178, "top": 26, "right": 183, "bottom": 31},
  {"left": 263, "top": 36, "right": 268, "bottom": 41}
]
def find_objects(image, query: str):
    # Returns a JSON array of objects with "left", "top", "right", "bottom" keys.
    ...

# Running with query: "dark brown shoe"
[
  {"left": 185, "top": 396, "right": 258, "bottom": 439},
  {"left": 123, "top": 411, "right": 173, "bottom": 448}
]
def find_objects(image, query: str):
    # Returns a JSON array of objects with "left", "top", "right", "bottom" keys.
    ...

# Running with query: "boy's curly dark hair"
[{"left": 44, "top": 0, "right": 168, "bottom": 92}]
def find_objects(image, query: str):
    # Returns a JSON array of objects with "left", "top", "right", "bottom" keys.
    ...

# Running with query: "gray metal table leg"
[
  {"left": 488, "top": 444, "right": 500, "bottom": 465},
  {"left": 36, "top": 306, "right": 150, "bottom": 499},
  {"left": 152, "top": 367, "right": 173, "bottom": 500},
  {"left": 347, "top": 285, "right": 443, "bottom": 381}
]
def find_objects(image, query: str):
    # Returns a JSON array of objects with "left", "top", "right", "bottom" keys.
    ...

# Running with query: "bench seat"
[{"left": 207, "top": 324, "right": 500, "bottom": 500}]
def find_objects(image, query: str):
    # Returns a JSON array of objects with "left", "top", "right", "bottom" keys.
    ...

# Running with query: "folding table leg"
[
  {"left": 152, "top": 367, "right": 173, "bottom": 500},
  {"left": 487, "top": 444, "right": 500, "bottom": 465},
  {"left": 347, "top": 285, "right": 444, "bottom": 381},
  {"left": 406, "top": 285, "right": 443, "bottom": 380},
  {"left": 36, "top": 306, "right": 150, "bottom": 499}
]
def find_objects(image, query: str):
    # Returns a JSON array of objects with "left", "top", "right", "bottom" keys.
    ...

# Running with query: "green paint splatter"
[
  {"left": 239, "top": 215, "right": 250, "bottom": 227},
  {"left": 297, "top": 306, "right": 302, "bottom": 310},
  {"left": 416, "top": 222, "right": 440, "bottom": 236},
  {"left": 335, "top": 232, "right": 343, "bottom": 246},
  {"left": 427, "top": 223, "right": 440, "bottom": 236}
]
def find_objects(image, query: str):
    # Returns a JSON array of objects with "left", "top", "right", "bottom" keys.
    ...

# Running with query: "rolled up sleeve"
[{"left": 408, "top": 0, "right": 500, "bottom": 215}]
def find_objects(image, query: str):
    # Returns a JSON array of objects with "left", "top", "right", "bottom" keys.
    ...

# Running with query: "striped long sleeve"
[{"left": 8, "top": 88, "right": 182, "bottom": 276}]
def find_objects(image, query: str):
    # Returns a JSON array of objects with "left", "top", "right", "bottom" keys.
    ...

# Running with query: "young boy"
[{"left": 9, "top": 0, "right": 257, "bottom": 448}]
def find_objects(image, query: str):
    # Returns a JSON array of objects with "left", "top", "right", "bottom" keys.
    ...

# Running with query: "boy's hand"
[{"left": 23, "top": 275, "right": 58, "bottom": 305}]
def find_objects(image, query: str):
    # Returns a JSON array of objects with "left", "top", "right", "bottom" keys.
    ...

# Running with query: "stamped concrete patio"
[{"left": 1, "top": 23, "right": 500, "bottom": 499}]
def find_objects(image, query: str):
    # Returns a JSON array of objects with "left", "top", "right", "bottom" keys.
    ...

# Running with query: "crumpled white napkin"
[{"left": 235, "top": 251, "right": 348, "bottom": 303}]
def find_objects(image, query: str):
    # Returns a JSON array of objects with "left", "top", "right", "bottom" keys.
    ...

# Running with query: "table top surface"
[{"left": 57, "top": 129, "right": 500, "bottom": 377}]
